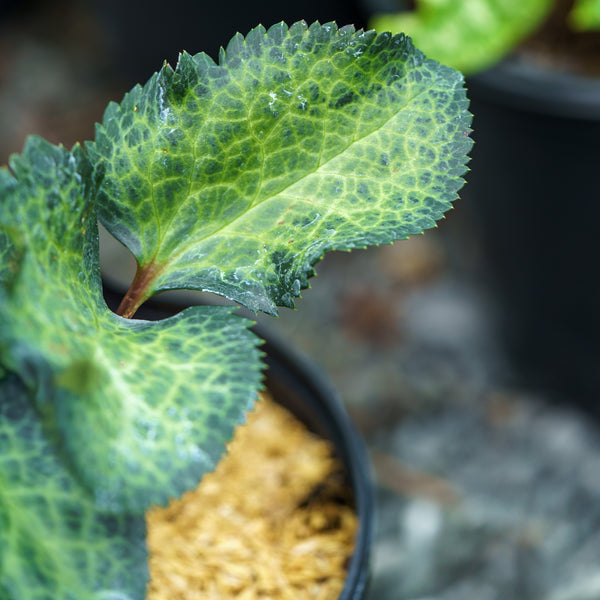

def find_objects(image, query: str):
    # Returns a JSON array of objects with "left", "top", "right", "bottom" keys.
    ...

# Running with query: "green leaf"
[
  {"left": 53, "top": 306, "right": 263, "bottom": 513},
  {"left": 0, "top": 136, "right": 102, "bottom": 321},
  {"left": 0, "top": 373, "right": 148, "bottom": 600},
  {"left": 0, "top": 136, "right": 263, "bottom": 512},
  {"left": 369, "top": 0, "right": 554, "bottom": 75},
  {"left": 569, "top": 0, "right": 600, "bottom": 30},
  {"left": 87, "top": 20, "right": 472, "bottom": 315}
]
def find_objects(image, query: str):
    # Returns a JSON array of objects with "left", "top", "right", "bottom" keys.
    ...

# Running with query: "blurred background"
[{"left": 2, "top": 1, "right": 600, "bottom": 599}]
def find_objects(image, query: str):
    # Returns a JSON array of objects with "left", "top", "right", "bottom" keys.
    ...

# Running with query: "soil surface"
[{"left": 146, "top": 396, "right": 357, "bottom": 599}]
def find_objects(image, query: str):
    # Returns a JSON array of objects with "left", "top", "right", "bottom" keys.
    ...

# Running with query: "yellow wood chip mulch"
[{"left": 147, "top": 394, "right": 358, "bottom": 600}]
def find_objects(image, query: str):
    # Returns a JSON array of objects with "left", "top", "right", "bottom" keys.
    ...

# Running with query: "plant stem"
[{"left": 116, "top": 262, "right": 160, "bottom": 318}]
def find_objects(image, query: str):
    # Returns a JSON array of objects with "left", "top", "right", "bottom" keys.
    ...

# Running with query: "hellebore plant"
[
  {"left": 0, "top": 21, "right": 472, "bottom": 599},
  {"left": 370, "top": 0, "right": 600, "bottom": 75}
]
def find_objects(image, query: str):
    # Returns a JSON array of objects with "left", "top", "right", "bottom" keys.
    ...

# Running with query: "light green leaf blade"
[
  {"left": 87, "top": 20, "right": 473, "bottom": 314},
  {"left": 54, "top": 305, "right": 263, "bottom": 512},
  {"left": 0, "top": 374, "right": 148, "bottom": 600},
  {"left": 370, "top": 0, "right": 554, "bottom": 75},
  {"left": 0, "top": 136, "right": 103, "bottom": 325},
  {"left": 570, "top": 0, "right": 600, "bottom": 30},
  {"left": 0, "top": 136, "right": 263, "bottom": 512}
]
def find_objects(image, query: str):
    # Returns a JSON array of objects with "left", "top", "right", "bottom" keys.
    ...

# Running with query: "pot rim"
[
  {"left": 467, "top": 54, "right": 600, "bottom": 120},
  {"left": 257, "top": 322, "right": 375, "bottom": 600}
]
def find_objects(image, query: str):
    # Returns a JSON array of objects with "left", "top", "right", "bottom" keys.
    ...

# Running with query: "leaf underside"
[
  {"left": 369, "top": 0, "right": 554, "bottom": 75},
  {"left": 88, "top": 20, "right": 472, "bottom": 314}
]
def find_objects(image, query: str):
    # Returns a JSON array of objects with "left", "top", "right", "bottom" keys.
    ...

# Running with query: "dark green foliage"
[{"left": 0, "top": 21, "right": 472, "bottom": 599}]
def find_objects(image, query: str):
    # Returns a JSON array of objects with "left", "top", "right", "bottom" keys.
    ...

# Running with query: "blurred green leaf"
[
  {"left": 570, "top": 0, "right": 600, "bottom": 30},
  {"left": 370, "top": 0, "right": 554, "bottom": 74}
]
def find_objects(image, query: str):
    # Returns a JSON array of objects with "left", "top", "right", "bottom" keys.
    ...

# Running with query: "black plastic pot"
[
  {"left": 260, "top": 325, "right": 374, "bottom": 600},
  {"left": 103, "top": 287, "right": 374, "bottom": 599},
  {"left": 459, "top": 58, "right": 600, "bottom": 413}
]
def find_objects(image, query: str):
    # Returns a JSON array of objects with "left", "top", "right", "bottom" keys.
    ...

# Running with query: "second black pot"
[{"left": 459, "top": 58, "right": 600, "bottom": 414}]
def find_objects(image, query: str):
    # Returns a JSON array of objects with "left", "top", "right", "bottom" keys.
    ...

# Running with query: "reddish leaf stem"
[{"left": 116, "top": 262, "right": 161, "bottom": 319}]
